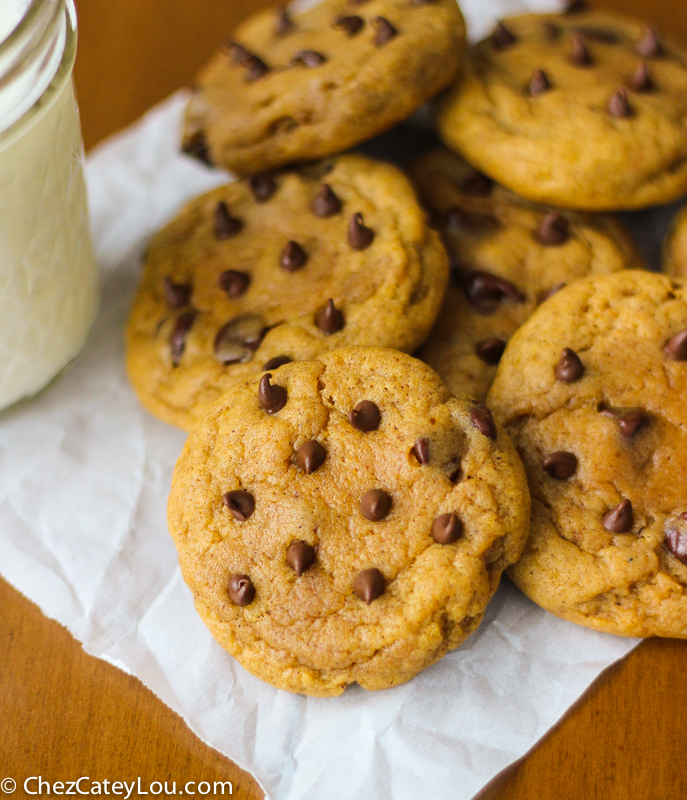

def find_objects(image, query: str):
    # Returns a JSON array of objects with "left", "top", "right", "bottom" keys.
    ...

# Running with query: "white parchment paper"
[{"left": 3, "top": 0, "right": 680, "bottom": 796}]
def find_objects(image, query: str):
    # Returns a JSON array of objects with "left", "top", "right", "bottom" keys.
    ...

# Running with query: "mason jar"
[{"left": 0, "top": 0, "right": 98, "bottom": 411}]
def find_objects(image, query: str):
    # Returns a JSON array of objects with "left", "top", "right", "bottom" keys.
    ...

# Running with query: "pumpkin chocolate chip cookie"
[
  {"left": 663, "top": 204, "right": 687, "bottom": 279},
  {"left": 410, "top": 148, "right": 643, "bottom": 400},
  {"left": 436, "top": 8, "right": 687, "bottom": 210},
  {"left": 182, "top": 0, "right": 465, "bottom": 175},
  {"left": 168, "top": 347, "right": 530, "bottom": 695},
  {"left": 488, "top": 270, "right": 687, "bottom": 638},
  {"left": 126, "top": 154, "right": 448, "bottom": 431}
]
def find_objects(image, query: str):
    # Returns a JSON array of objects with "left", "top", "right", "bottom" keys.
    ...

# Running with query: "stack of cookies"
[{"left": 125, "top": 0, "right": 687, "bottom": 696}]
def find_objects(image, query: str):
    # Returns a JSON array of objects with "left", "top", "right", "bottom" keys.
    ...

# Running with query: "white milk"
[{"left": 0, "top": 0, "right": 98, "bottom": 410}]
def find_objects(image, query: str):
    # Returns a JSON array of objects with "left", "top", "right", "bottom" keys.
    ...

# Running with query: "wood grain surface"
[{"left": 1, "top": 1, "right": 686, "bottom": 798}]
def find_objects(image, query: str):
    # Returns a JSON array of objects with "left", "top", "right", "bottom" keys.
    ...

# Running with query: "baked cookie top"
[
  {"left": 436, "top": 7, "right": 687, "bottom": 210},
  {"left": 663, "top": 204, "right": 687, "bottom": 279},
  {"left": 125, "top": 154, "right": 448, "bottom": 431},
  {"left": 411, "top": 148, "right": 642, "bottom": 400},
  {"left": 488, "top": 270, "right": 687, "bottom": 638},
  {"left": 183, "top": 0, "right": 465, "bottom": 176},
  {"left": 168, "top": 347, "right": 530, "bottom": 696}
]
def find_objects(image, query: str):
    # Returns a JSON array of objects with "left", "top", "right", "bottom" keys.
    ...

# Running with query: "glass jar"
[{"left": 0, "top": 0, "right": 98, "bottom": 411}]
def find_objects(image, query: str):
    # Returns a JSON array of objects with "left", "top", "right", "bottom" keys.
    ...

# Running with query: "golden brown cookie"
[
  {"left": 126, "top": 154, "right": 448, "bottom": 431},
  {"left": 182, "top": 0, "right": 465, "bottom": 175},
  {"left": 436, "top": 8, "right": 687, "bottom": 210},
  {"left": 410, "top": 148, "right": 643, "bottom": 400},
  {"left": 663, "top": 204, "right": 687, "bottom": 278},
  {"left": 488, "top": 270, "right": 687, "bottom": 638},
  {"left": 168, "top": 347, "right": 531, "bottom": 695}
]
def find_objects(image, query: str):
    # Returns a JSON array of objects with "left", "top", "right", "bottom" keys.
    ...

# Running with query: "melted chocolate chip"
[
  {"left": 602, "top": 499, "right": 633, "bottom": 533},
  {"left": 555, "top": 348, "right": 584, "bottom": 383},
  {"left": 348, "top": 213, "right": 374, "bottom": 250},
  {"left": 249, "top": 174, "right": 277, "bottom": 202},
  {"left": 665, "top": 525, "right": 687, "bottom": 564},
  {"left": 164, "top": 277, "right": 191, "bottom": 309},
  {"left": 464, "top": 271, "right": 526, "bottom": 311},
  {"left": 214, "top": 314, "right": 265, "bottom": 364},
  {"left": 664, "top": 330, "right": 687, "bottom": 360},
  {"left": 224, "top": 40, "right": 251, "bottom": 65},
  {"left": 262, "top": 355, "right": 291, "bottom": 371},
  {"left": 334, "top": 15, "right": 364, "bottom": 36},
  {"left": 315, "top": 299, "right": 344, "bottom": 334},
  {"left": 275, "top": 7, "right": 295, "bottom": 36},
  {"left": 245, "top": 54, "right": 270, "bottom": 81},
  {"left": 219, "top": 270, "right": 251, "bottom": 299},
  {"left": 214, "top": 201, "right": 243, "bottom": 239},
  {"left": 631, "top": 62, "right": 653, "bottom": 92},
  {"left": 432, "top": 513, "right": 463, "bottom": 544},
  {"left": 360, "top": 489, "right": 391, "bottom": 521},
  {"left": 529, "top": 68, "right": 551, "bottom": 97},
  {"left": 223, "top": 490, "right": 255, "bottom": 521},
  {"left": 446, "top": 207, "right": 495, "bottom": 233},
  {"left": 287, "top": 541, "right": 316, "bottom": 576},
  {"left": 475, "top": 338, "right": 506, "bottom": 365},
  {"left": 462, "top": 171, "right": 493, "bottom": 196},
  {"left": 353, "top": 568, "right": 385, "bottom": 604},
  {"left": 296, "top": 440, "right": 326, "bottom": 474},
  {"left": 538, "top": 283, "right": 566, "bottom": 304},
  {"left": 412, "top": 438, "right": 430, "bottom": 465},
  {"left": 536, "top": 212, "right": 569, "bottom": 246},
  {"left": 542, "top": 451, "right": 578, "bottom": 480},
  {"left": 292, "top": 50, "right": 327, "bottom": 67},
  {"left": 608, "top": 88, "right": 632, "bottom": 118},
  {"left": 280, "top": 241, "right": 308, "bottom": 272},
  {"left": 170, "top": 312, "right": 196, "bottom": 367},
  {"left": 470, "top": 405, "right": 497, "bottom": 440},
  {"left": 373, "top": 17, "right": 397, "bottom": 46},
  {"left": 258, "top": 373, "right": 287, "bottom": 413},
  {"left": 313, "top": 184, "right": 342, "bottom": 217},
  {"left": 570, "top": 34, "right": 591, "bottom": 66},
  {"left": 493, "top": 20, "right": 517, "bottom": 49},
  {"left": 181, "top": 132, "right": 213, "bottom": 166},
  {"left": 637, "top": 28, "right": 662, "bottom": 58},
  {"left": 349, "top": 400, "right": 380, "bottom": 432},
  {"left": 228, "top": 574, "right": 255, "bottom": 606}
]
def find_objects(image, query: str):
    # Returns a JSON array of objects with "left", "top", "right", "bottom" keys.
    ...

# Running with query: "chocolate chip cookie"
[
  {"left": 126, "top": 154, "right": 448, "bottom": 431},
  {"left": 488, "top": 270, "right": 687, "bottom": 638},
  {"left": 436, "top": 7, "right": 687, "bottom": 210},
  {"left": 410, "top": 148, "right": 643, "bottom": 400},
  {"left": 663, "top": 204, "right": 687, "bottom": 278},
  {"left": 182, "top": 0, "right": 465, "bottom": 175},
  {"left": 168, "top": 347, "right": 530, "bottom": 695}
]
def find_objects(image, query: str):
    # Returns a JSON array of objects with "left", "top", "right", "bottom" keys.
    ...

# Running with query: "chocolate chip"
[
  {"left": 412, "top": 438, "right": 430, "bottom": 464},
  {"left": 334, "top": 15, "right": 364, "bottom": 36},
  {"left": 245, "top": 54, "right": 270, "bottom": 82},
  {"left": 258, "top": 373, "right": 287, "bottom": 413},
  {"left": 665, "top": 525, "right": 687, "bottom": 564},
  {"left": 287, "top": 541, "right": 316, "bottom": 576},
  {"left": 348, "top": 213, "right": 374, "bottom": 250},
  {"left": 373, "top": 17, "right": 397, "bottom": 46},
  {"left": 223, "top": 40, "right": 251, "bottom": 65},
  {"left": 564, "top": 0, "right": 586, "bottom": 12},
  {"left": 262, "top": 355, "right": 291, "bottom": 371},
  {"left": 636, "top": 28, "right": 662, "bottom": 58},
  {"left": 664, "top": 330, "right": 687, "bottom": 360},
  {"left": 275, "top": 7, "right": 295, "bottom": 36},
  {"left": 249, "top": 174, "right": 277, "bottom": 202},
  {"left": 181, "top": 132, "right": 213, "bottom": 166},
  {"left": 470, "top": 405, "right": 497, "bottom": 440},
  {"left": 223, "top": 490, "right": 255, "bottom": 521},
  {"left": 353, "top": 568, "right": 385, "bottom": 604},
  {"left": 618, "top": 409, "right": 650, "bottom": 439},
  {"left": 542, "top": 22, "right": 560, "bottom": 41},
  {"left": 214, "top": 201, "right": 243, "bottom": 239},
  {"left": 464, "top": 271, "right": 526, "bottom": 310},
  {"left": 529, "top": 68, "right": 551, "bottom": 97},
  {"left": 170, "top": 312, "right": 196, "bottom": 367},
  {"left": 538, "top": 283, "right": 566, "bottom": 304},
  {"left": 602, "top": 499, "right": 633, "bottom": 533},
  {"left": 608, "top": 88, "right": 632, "bottom": 118},
  {"left": 542, "top": 451, "right": 578, "bottom": 480},
  {"left": 349, "top": 400, "right": 380, "bottom": 432},
  {"left": 475, "top": 338, "right": 506, "bottom": 365},
  {"left": 432, "top": 513, "right": 463, "bottom": 544},
  {"left": 280, "top": 241, "right": 308, "bottom": 272},
  {"left": 573, "top": 25, "right": 620, "bottom": 44},
  {"left": 315, "top": 298, "right": 344, "bottom": 335},
  {"left": 228, "top": 574, "right": 255, "bottom": 606},
  {"left": 313, "top": 184, "right": 342, "bottom": 217},
  {"left": 570, "top": 34, "right": 591, "bottom": 66},
  {"left": 164, "top": 277, "right": 191, "bottom": 309},
  {"left": 214, "top": 314, "right": 265, "bottom": 364},
  {"left": 536, "top": 212, "right": 569, "bottom": 246},
  {"left": 555, "top": 348, "right": 584, "bottom": 383},
  {"left": 446, "top": 207, "right": 494, "bottom": 233},
  {"left": 296, "top": 440, "right": 326, "bottom": 474},
  {"left": 493, "top": 20, "right": 517, "bottom": 49},
  {"left": 219, "top": 270, "right": 250, "bottom": 298},
  {"left": 292, "top": 50, "right": 327, "bottom": 67},
  {"left": 631, "top": 62, "right": 653, "bottom": 92},
  {"left": 360, "top": 489, "right": 391, "bottom": 521},
  {"left": 461, "top": 171, "right": 493, "bottom": 196}
]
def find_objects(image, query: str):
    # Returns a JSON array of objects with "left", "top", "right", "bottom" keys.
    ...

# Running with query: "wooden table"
[{"left": 1, "top": 1, "right": 686, "bottom": 797}]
